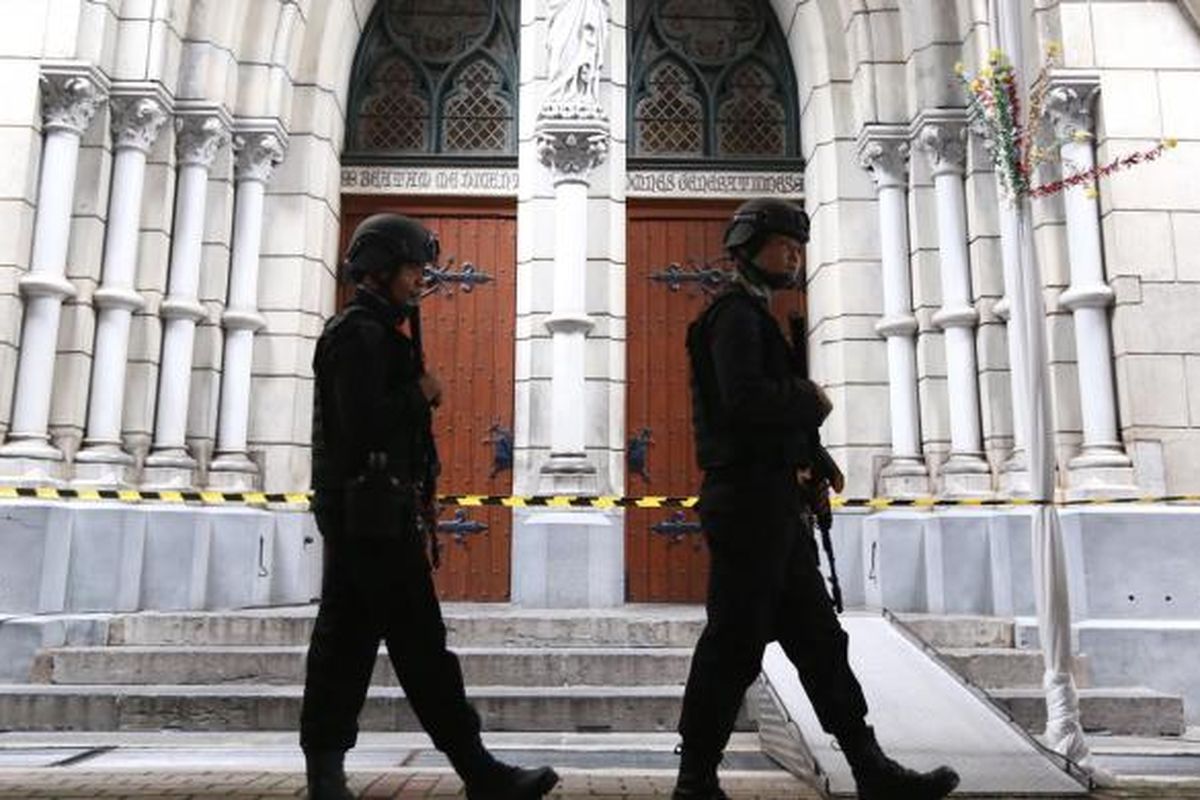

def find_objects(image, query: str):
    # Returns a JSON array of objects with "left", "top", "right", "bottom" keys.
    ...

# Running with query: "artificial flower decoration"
[{"left": 957, "top": 43, "right": 1176, "bottom": 202}]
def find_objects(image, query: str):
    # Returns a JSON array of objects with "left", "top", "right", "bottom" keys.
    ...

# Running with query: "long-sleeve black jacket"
[
  {"left": 310, "top": 287, "right": 437, "bottom": 509},
  {"left": 688, "top": 282, "right": 830, "bottom": 474}
]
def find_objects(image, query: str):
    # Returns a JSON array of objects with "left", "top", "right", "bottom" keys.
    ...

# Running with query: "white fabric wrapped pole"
[
  {"left": 994, "top": 0, "right": 1097, "bottom": 773},
  {"left": 1011, "top": 211, "right": 1087, "bottom": 761}
]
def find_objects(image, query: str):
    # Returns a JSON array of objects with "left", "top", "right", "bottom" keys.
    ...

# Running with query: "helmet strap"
[{"left": 738, "top": 256, "right": 796, "bottom": 292}]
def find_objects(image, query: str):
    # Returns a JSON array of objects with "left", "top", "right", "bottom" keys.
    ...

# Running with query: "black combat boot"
[
  {"left": 671, "top": 748, "right": 728, "bottom": 800},
  {"left": 841, "top": 726, "right": 959, "bottom": 800},
  {"left": 304, "top": 750, "right": 355, "bottom": 800},
  {"left": 452, "top": 741, "right": 559, "bottom": 800}
]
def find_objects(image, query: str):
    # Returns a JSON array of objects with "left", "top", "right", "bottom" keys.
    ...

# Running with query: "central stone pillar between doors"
[{"left": 511, "top": 1, "right": 623, "bottom": 608}]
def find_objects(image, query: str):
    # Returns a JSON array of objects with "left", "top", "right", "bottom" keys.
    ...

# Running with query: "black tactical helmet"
[
  {"left": 723, "top": 198, "right": 810, "bottom": 258},
  {"left": 344, "top": 213, "right": 439, "bottom": 281}
]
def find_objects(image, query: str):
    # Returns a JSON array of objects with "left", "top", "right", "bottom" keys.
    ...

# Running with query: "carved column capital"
[
  {"left": 857, "top": 125, "right": 910, "bottom": 189},
  {"left": 110, "top": 90, "right": 170, "bottom": 153},
  {"left": 1043, "top": 72, "right": 1100, "bottom": 142},
  {"left": 232, "top": 126, "right": 286, "bottom": 183},
  {"left": 39, "top": 65, "right": 107, "bottom": 135},
  {"left": 913, "top": 111, "right": 969, "bottom": 177},
  {"left": 176, "top": 110, "right": 230, "bottom": 168},
  {"left": 536, "top": 113, "right": 610, "bottom": 177}
]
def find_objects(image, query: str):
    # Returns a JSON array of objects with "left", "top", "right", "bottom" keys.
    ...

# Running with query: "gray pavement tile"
[{"left": 0, "top": 748, "right": 94, "bottom": 768}]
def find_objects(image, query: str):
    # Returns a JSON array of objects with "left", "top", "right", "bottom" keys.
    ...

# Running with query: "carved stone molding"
[
  {"left": 110, "top": 92, "right": 170, "bottom": 153},
  {"left": 913, "top": 111, "right": 969, "bottom": 177},
  {"left": 233, "top": 127, "right": 286, "bottom": 183},
  {"left": 857, "top": 125, "right": 910, "bottom": 190},
  {"left": 1043, "top": 73, "right": 1101, "bottom": 142},
  {"left": 536, "top": 115, "right": 610, "bottom": 177},
  {"left": 39, "top": 66, "right": 107, "bottom": 135},
  {"left": 176, "top": 112, "right": 230, "bottom": 168}
]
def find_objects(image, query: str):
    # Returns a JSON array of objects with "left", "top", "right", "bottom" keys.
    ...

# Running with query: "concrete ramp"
[{"left": 758, "top": 612, "right": 1089, "bottom": 797}]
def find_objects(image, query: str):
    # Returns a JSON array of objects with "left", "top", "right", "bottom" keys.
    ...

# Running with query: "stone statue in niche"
[{"left": 544, "top": 0, "right": 609, "bottom": 113}]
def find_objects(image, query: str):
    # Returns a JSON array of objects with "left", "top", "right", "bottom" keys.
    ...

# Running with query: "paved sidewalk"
[{"left": 0, "top": 732, "right": 1196, "bottom": 799}]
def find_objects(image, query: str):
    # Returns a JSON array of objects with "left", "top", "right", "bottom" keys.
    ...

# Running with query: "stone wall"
[
  {"left": 1, "top": 0, "right": 1200, "bottom": 497},
  {"left": 1056, "top": 0, "right": 1200, "bottom": 494}
]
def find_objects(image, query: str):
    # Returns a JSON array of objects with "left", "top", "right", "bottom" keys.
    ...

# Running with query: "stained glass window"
[
  {"left": 347, "top": 0, "right": 519, "bottom": 161},
  {"left": 635, "top": 61, "right": 705, "bottom": 156},
  {"left": 629, "top": 0, "right": 800, "bottom": 163}
]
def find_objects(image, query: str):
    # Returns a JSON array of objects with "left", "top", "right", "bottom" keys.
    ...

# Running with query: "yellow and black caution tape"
[
  {"left": 0, "top": 486, "right": 311, "bottom": 506},
  {"left": 3, "top": 485, "right": 1200, "bottom": 509}
]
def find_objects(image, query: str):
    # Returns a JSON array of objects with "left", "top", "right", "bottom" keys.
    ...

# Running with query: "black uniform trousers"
[
  {"left": 677, "top": 467, "right": 869, "bottom": 757},
  {"left": 300, "top": 505, "right": 480, "bottom": 755}
]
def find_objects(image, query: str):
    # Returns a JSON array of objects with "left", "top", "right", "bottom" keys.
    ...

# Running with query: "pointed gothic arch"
[
  {"left": 628, "top": 0, "right": 802, "bottom": 168},
  {"left": 344, "top": 0, "right": 520, "bottom": 164}
]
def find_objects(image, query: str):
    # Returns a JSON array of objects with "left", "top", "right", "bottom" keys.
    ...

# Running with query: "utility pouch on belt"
[{"left": 344, "top": 452, "right": 415, "bottom": 537}]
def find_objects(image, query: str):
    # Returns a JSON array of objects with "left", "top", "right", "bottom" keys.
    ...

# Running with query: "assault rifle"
[
  {"left": 787, "top": 311, "right": 845, "bottom": 613},
  {"left": 409, "top": 302, "right": 442, "bottom": 569}
]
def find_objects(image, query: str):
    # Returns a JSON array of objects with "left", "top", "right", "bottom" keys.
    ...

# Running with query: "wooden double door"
[
  {"left": 624, "top": 200, "right": 807, "bottom": 603},
  {"left": 336, "top": 197, "right": 806, "bottom": 604},
  {"left": 338, "top": 196, "right": 516, "bottom": 601}
]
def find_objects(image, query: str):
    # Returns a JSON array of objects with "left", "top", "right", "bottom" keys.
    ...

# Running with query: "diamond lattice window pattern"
[
  {"left": 630, "top": 0, "right": 798, "bottom": 161},
  {"left": 636, "top": 61, "right": 705, "bottom": 156},
  {"left": 349, "top": 0, "right": 518, "bottom": 158},
  {"left": 357, "top": 59, "right": 430, "bottom": 151},
  {"left": 443, "top": 60, "right": 513, "bottom": 153},
  {"left": 717, "top": 63, "right": 785, "bottom": 156}
]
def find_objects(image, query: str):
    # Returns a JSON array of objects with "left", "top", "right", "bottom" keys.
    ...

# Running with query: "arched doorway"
[
  {"left": 340, "top": 0, "right": 520, "bottom": 601},
  {"left": 624, "top": 0, "right": 806, "bottom": 602}
]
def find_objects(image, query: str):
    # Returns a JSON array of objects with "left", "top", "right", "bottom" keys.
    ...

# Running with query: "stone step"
[
  {"left": 893, "top": 614, "right": 1014, "bottom": 649},
  {"left": 938, "top": 648, "right": 1091, "bottom": 689},
  {"left": 0, "top": 684, "right": 757, "bottom": 734},
  {"left": 106, "top": 606, "right": 707, "bottom": 649},
  {"left": 990, "top": 687, "right": 1186, "bottom": 737},
  {"left": 32, "top": 646, "right": 695, "bottom": 687}
]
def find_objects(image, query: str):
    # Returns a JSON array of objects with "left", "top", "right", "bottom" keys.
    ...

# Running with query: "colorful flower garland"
[{"left": 956, "top": 44, "right": 1176, "bottom": 201}]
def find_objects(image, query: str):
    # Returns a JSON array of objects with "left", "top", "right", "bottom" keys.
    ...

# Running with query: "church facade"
[{"left": 2, "top": 0, "right": 1200, "bottom": 717}]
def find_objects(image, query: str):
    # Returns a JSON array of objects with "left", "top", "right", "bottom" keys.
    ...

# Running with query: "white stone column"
[
  {"left": 1043, "top": 75, "right": 1136, "bottom": 496},
  {"left": 143, "top": 108, "right": 230, "bottom": 488},
  {"left": 858, "top": 126, "right": 928, "bottom": 497},
  {"left": 0, "top": 66, "right": 108, "bottom": 483},
  {"left": 74, "top": 88, "right": 170, "bottom": 486},
  {"left": 533, "top": 97, "right": 609, "bottom": 493},
  {"left": 915, "top": 110, "right": 992, "bottom": 495},
  {"left": 208, "top": 125, "right": 285, "bottom": 490}
]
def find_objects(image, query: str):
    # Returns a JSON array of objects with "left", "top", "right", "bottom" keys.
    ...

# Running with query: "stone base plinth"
[
  {"left": 880, "top": 457, "right": 929, "bottom": 498},
  {"left": 0, "top": 439, "right": 68, "bottom": 486},
  {"left": 511, "top": 508, "right": 623, "bottom": 608}
]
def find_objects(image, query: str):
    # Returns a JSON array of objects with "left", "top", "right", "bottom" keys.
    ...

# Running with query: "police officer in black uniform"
[
  {"left": 673, "top": 199, "right": 960, "bottom": 800},
  {"left": 300, "top": 214, "right": 559, "bottom": 800}
]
